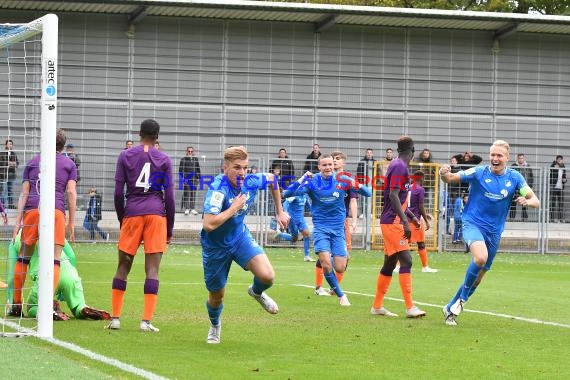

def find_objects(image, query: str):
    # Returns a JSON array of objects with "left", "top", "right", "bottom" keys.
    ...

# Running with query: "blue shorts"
[
  {"left": 462, "top": 221, "right": 501, "bottom": 271},
  {"left": 202, "top": 229, "right": 264, "bottom": 292},
  {"left": 289, "top": 216, "right": 308, "bottom": 239},
  {"left": 313, "top": 230, "right": 347, "bottom": 257}
]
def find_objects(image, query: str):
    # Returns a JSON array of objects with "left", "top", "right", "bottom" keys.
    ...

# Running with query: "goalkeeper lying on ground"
[{"left": 8, "top": 231, "right": 110, "bottom": 321}]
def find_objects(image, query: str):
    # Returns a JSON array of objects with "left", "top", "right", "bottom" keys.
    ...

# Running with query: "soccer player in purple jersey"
[
  {"left": 108, "top": 119, "right": 175, "bottom": 332},
  {"left": 371, "top": 136, "right": 426, "bottom": 318},
  {"left": 10, "top": 128, "right": 77, "bottom": 316}
]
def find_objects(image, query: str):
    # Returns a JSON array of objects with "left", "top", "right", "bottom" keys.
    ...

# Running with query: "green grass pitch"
[{"left": 2, "top": 244, "right": 570, "bottom": 379}]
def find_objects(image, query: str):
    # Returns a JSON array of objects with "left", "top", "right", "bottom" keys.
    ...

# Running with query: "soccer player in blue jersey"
[
  {"left": 274, "top": 194, "right": 315, "bottom": 262},
  {"left": 313, "top": 151, "right": 359, "bottom": 296},
  {"left": 371, "top": 136, "right": 426, "bottom": 318},
  {"left": 201, "top": 146, "right": 290, "bottom": 344},
  {"left": 439, "top": 140, "right": 539, "bottom": 326},
  {"left": 109, "top": 119, "right": 176, "bottom": 333},
  {"left": 284, "top": 154, "right": 371, "bottom": 306}
]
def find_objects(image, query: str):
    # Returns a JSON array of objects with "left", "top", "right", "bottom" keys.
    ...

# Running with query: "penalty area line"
[
  {"left": 293, "top": 284, "right": 570, "bottom": 329},
  {"left": 1, "top": 319, "right": 169, "bottom": 380}
]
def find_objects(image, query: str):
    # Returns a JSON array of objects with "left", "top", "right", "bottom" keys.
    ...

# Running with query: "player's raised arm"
[
  {"left": 202, "top": 193, "right": 247, "bottom": 232},
  {"left": 265, "top": 172, "right": 290, "bottom": 229},
  {"left": 439, "top": 164, "right": 461, "bottom": 184}
]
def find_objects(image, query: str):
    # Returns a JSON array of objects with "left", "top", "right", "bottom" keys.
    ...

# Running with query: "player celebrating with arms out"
[
  {"left": 284, "top": 154, "right": 371, "bottom": 306},
  {"left": 440, "top": 140, "right": 539, "bottom": 326},
  {"left": 201, "top": 146, "right": 290, "bottom": 344},
  {"left": 108, "top": 119, "right": 175, "bottom": 332}
]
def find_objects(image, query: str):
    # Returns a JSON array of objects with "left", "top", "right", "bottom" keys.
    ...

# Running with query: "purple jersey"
[
  {"left": 407, "top": 184, "right": 425, "bottom": 220},
  {"left": 114, "top": 144, "right": 175, "bottom": 236},
  {"left": 22, "top": 153, "right": 77, "bottom": 212},
  {"left": 380, "top": 158, "right": 410, "bottom": 224}
]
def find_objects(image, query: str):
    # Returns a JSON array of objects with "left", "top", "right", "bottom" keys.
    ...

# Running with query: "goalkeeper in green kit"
[{"left": 8, "top": 231, "right": 110, "bottom": 320}]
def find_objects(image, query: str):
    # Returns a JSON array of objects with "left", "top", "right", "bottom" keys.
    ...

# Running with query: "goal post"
[{"left": 0, "top": 13, "right": 58, "bottom": 338}]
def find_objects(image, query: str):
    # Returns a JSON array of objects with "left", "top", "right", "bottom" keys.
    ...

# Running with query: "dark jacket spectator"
[
  {"left": 303, "top": 143, "right": 321, "bottom": 173},
  {"left": 271, "top": 148, "right": 294, "bottom": 178},
  {"left": 356, "top": 148, "right": 376, "bottom": 178},
  {"left": 453, "top": 151, "right": 482, "bottom": 171}
]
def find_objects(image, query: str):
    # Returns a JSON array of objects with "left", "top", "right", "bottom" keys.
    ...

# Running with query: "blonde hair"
[
  {"left": 491, "top": 140, "right": 510, "bottom": 152},
  {"left": 330, "top": 150, "right": 347, "bottom": 160},
  {"left": 224, "top": 146, "right": 248, "bottom": 162}
]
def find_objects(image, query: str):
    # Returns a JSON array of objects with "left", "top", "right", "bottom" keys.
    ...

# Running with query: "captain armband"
[{"left": 519, "top": 185, "right": 531, "bottom": 198}]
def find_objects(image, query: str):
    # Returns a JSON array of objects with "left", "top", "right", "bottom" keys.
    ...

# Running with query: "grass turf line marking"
[
  {"left": 293, "top": 284, "right": 570, "bottom": 329},
  {"left": 1, "top": 319, "right": 169, "bottom": 380}
]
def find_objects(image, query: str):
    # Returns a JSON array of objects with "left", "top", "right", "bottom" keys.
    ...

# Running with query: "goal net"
[{"left": 1, "top": 14, "right": 58, "bottom": 338}]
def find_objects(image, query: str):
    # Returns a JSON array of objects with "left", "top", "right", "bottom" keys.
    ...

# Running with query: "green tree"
[{"left": 279, "top": 0, "right": 570, "bottom": 15}]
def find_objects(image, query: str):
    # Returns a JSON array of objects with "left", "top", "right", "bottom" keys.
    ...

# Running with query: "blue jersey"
[
  {"left": 283, "top": 194, "right": 307, "bottom": 222},
  {"left": 460, "top": 166, "right": 527, "bottom": 234},
  {"left": 201, "top": 173, "right": 265, "bottom": 249},
  {"left": 453, "top": 196, "right": 464, "bottom": 219},
  {"left": 284, "top": 173, "right": 371, "bottom": 233}
]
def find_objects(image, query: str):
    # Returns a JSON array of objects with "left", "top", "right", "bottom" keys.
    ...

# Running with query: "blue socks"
[
  {"left": 303, "top": 237, "right": 310, "bottom": 257},
  {"left": 252, "top": 276, "right": 271, "bottom": 295},
  {"left": 277, "top": 232, "right": 292, "bottom": 241},
  {"left": 447, "top": 260, "right": 482, "bottom": 310},
  {"left": 324, "top": 271, "right": 344, "bottom": 297},
  {"left": 206, "top": 301, "right": 223, "bottom": 326}
]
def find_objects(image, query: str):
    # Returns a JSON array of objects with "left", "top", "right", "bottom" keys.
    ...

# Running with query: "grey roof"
[{"left": 2, "top": 0, "right": 570, "bottom": 36}]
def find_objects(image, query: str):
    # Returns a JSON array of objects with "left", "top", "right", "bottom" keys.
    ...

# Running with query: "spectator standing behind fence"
[
  {"left": 416, "top": 148, "right": 436, "bottom": 209},
  {"left": 125, "top": 140, "right": 134, "bottom": 150},
  {"left": 453, "top": 193, "right": 467, "bottom": 244},
  {"left": 179, "top": 146, "right": 201, "bottom": 215},
  {"left": 272, "top": 148, "right": 294, "bottom": 181},
  {"left": 303, "top": 143, "right": 321, "bottom": 173},
  {"left": 444, "top": 156, "right": 462, "bottom": 235},
  {"left": 357, "top": 148, "right": 376, "bottom": 218},
  {"left": 453, "top": 151, "right": 482, "bottom": 171},
  {"left": 0, "top": 139, "right": 19, "bottom": 209},
  {"left": 510, "top": 153, "right": 534, "bottom": 221},
  {"left": 64, "top": 143, "right": 81, "bottom": 184},
  {"left": 83, "top": 187, "right": 108, "bottom": 243},
  {"left": 380, "top": 148, "right": 394, "bottom": 176},
  {"left": 549, "top": 155, "right": 566, "bottom": 223}
]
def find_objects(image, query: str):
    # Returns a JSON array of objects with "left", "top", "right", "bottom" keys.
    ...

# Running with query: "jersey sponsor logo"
[
  {"left": 500, "top": 189, "right": 509, "bottom": 198},
  {"left": 505, "top": 180, "right": 512, "bottom": 187},
  {"left": 210, "top": 191, "right": 224, "bottom": 207},
  {"left": 484, "top": 191, "right": 506, "bottom": 200},
  {"left": 332, "top": 191, "right": 339, "bottom": 198}
]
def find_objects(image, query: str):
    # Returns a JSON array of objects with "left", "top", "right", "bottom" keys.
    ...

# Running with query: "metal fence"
[{"left": 1, "top": 155, "right": 569, "bottom": 254}]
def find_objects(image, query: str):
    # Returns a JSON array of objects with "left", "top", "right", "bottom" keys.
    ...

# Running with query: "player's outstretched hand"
[{"left": 276, "top": 210, "right": 290, "bottom": 230}]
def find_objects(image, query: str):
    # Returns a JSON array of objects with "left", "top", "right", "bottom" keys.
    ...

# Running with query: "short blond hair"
[
  {"left": 491, "top": 140, "right": 510, "bottom": 152},
  {"left": 224, "top": 146, "right": 248, "bottom": 162},
  {"left": 330, "top": 150, "right": 347, "bottom": 161}
]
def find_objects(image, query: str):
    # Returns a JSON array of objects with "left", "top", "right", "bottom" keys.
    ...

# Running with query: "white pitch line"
[
  {"left": 294, "top": 284, "right": 570, "bottom": 329},
  {"left": 1, "top": 319, "right": 169, "bottom": 380}
]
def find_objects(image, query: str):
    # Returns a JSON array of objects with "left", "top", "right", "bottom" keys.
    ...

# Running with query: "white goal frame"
[{"left": 0, "top": 13, "right": 58, "bottom": 338}]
